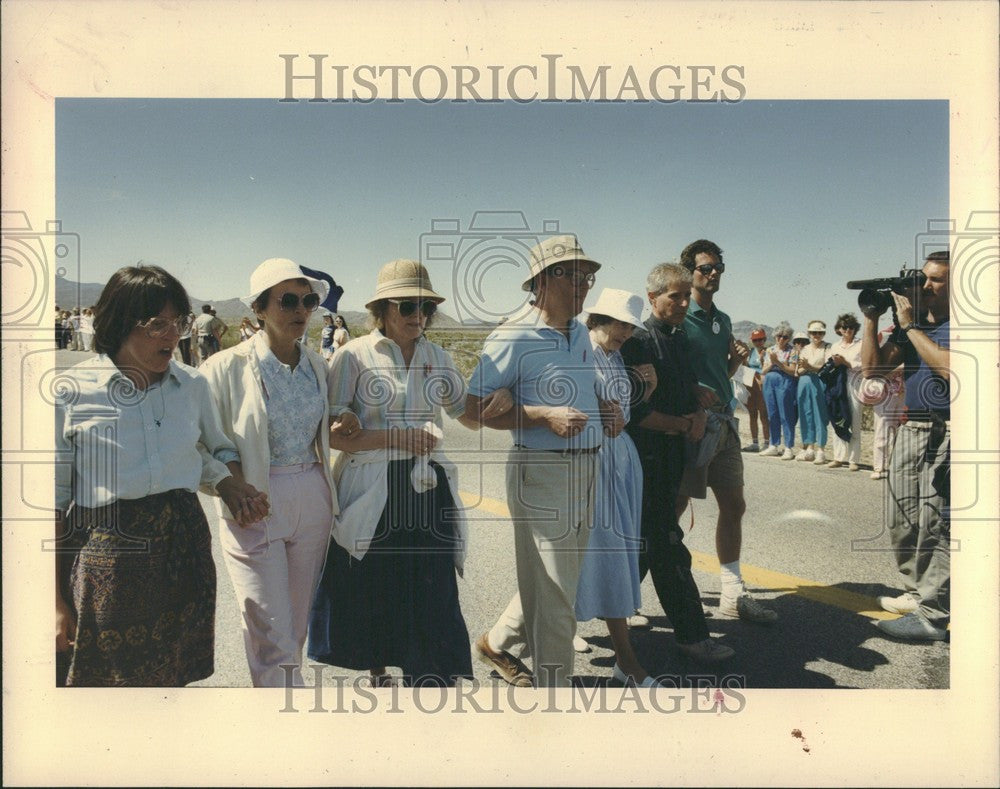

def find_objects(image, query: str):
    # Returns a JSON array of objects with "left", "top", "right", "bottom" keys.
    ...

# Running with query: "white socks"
[{"left": 721, "top": 561, "right": 743, "bottom": 599}]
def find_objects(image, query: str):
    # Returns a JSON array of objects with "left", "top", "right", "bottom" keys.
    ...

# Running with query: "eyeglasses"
[
  {"left": 388, "top": 299, "right": 438, "bottom": 318},
  {"left": 548, "top": 266, "right": 596, "bottom": 288},
  {"left": 137, "top": 315, "right": 193, "bottom": 338},
  {"left": 694, "top": 262, "right": 726, "bottom": 276},
  {"left": 808, "top": 331, "right": 826, "bottom": 335},
  {"left": 278, "top": 292, "right": 321, "bottom": 311}
]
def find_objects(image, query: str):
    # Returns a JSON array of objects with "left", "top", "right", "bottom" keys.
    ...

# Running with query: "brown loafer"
[{"left": 473, "top": 633, "right": 533, "bottom": 687}]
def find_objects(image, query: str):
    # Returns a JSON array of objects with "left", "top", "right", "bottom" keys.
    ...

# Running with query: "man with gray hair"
[
  {"left": 466, "top": 234, "right": 622, "bottom": 687},
  {"left": 620, "top": 262, "right": 735, "bottom": 663}
]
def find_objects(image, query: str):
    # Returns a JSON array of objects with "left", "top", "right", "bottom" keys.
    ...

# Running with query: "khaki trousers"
[{"left": 489, "top": 448, "right": 596, "bottom": 687}]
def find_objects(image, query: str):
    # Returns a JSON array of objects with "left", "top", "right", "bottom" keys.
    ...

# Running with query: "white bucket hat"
[
  {"left": 364, "top": 259, "right": 445, "bottom": 310},
  {"left": 583, "top": 288, "right": 645, "bottom": 329},
  {"left": 242, "top": 258, "right": 330, "bottom": 308},
  {"left": 521, "top": 234, "right": 601, "bottom": 292}
]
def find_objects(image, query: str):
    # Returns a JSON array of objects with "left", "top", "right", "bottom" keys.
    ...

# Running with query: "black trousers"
[{"left": 635, "top": 433, "right": 710, "bottom": 645}]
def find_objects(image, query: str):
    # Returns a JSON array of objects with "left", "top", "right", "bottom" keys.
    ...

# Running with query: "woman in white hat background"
[
  {"left": 200, "top": 258, "right": 358, "bottom": 687},
  {"left": 307, "top": 259, "right": 511, "bottom": 686},
  {"left": 793, "top": 320, "right": 832, "bottom": 464},
  {"left": 572, "top": 288, "right": 661, "bottom": 686},
  {"left": 759, "top": 322, "right": 799, "bottom": 459}
]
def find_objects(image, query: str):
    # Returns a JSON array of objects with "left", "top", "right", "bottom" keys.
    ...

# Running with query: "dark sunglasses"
[
  {"left": 278, "top": 292, "right": 321, "bottom": 311},
  {"left": 694, "top": 262, "right": 726, "bottom": 276},
  {"left": 388, "top": 298, "right": 437, "bottom": 318}
]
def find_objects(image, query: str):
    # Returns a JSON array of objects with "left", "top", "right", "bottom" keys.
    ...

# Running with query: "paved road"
[
  {"left": 193, "top": 413, "right": 949, "bottom": 690},
  {"left": 53, "top": 350, "right": 947, "bottom": 690}
]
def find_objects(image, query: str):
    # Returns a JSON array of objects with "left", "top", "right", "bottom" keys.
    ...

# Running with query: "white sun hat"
[
  {"left": 583, "top": 288, "right": 645, "bottom": 329},
  {"left": 242, "top": 258, "right": 330, "bottom": 308}
]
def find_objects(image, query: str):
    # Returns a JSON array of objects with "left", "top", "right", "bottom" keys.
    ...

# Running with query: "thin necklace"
[{"left": 150, "top": 382, "right": 166, "bottom": 427}]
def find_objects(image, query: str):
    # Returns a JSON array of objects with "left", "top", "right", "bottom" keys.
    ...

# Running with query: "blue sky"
[{"left": 56, "top": 99, "right": 947, "bottom": 330}]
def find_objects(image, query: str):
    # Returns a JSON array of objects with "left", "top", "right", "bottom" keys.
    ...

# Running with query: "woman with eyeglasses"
[
  {"left": 826, "top": 312, "right": 864, "bottom": 471},
  {"left": 759, "top": 321, "right": 799, "bottom": 459},
  {"left": 332, "top": 313, "right": 350, "bottom": 350},
  {"left": 54, "top": 265, "right": 267, "bottom": 686},
  {"left": 793, "top": 320, "right": 832, "bottom": 464},
  {"left": 199, "top": 258, "right": 358, "bottom": 687},
  {"left": 307, "top": 259, "right": 511, "bottom": 687}
]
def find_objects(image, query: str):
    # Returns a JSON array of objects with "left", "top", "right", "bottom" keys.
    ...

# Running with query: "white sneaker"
[
  {"left": 796, "top": 449, "right": 814, "bottom": 462},
  {"left": 759, "top": 445, "right": 781, "bottom": 457},
  {"left": 813, "top": 448, "right": 826, "bottom": 465},
  {"left": 878, "top": 593, "right": 919, "bottom": 615},
  {"left": 780, "top": 447, "right": 795, "bottom": 460},
  {"left": 572, "top": 635, "right": 591, "bottom": 653}
]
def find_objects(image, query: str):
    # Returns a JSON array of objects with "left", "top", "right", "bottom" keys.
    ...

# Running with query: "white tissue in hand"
[{"left": 410, "top": 422, "right": 444, "bottom": 492}]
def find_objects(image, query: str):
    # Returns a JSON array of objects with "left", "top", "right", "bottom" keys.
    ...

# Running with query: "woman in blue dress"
[{"left": 574, "top": 288, "right": 657, "bottom": 686}]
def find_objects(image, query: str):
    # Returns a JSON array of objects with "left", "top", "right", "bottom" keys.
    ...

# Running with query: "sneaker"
[
  {"left": 826, "top": 460, "right": 845, "bottom": 469},
  {"left": 572, "top": 635, "right": 591, "bottom": 653},
  {"left": 871, "top": 470, "right": 887, "bottom": 480},
  {"left": 473, "top": 633, "right": 533, "bottom": 687},
  {"left": 677, "top": 638, "right": 735, "bottom": 663},
  {"left": 780, "top": 447, "right": 795, "bottom": 460},
  {"left": 848, "top": 463, "right": 860, "bottom": 472},
  {"left": 878, "top": 593, "right": 918, "bottom": 615},
  {"left": 742, "top": 442, "right": 760, "bottom": 453},
  {"left": 627, "top": 612, "right": 651, "bottom": 629},
  {"left": 612, "top": 663, "right": 659, "bottom": 688},
  {"left": 874, "top": 612, "right": 948, "bottom": 642},
  {"left": 719, "top": 591, "right": 779, "bottom": 624},
  {"left": 796, "top": 449, "right": 814, "bottom": 462},
  {"left": 759, "top": 445, "right": 781, "bottom": 457},
  {"left": 813, "top": 448, "right": 827, "bottom": 465}
]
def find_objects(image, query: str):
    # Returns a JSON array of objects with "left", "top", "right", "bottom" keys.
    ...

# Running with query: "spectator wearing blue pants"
[
  {"left": 760, "top": 322, "right": 798, "bottom": 459},
  {"left": 795, "top": 320, "right": 831, "bottom": 464}
]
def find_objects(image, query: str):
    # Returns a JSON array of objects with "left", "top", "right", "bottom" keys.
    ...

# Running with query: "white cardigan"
[{"left": 199, "top": 333, "right": 340, "bottom": 522}]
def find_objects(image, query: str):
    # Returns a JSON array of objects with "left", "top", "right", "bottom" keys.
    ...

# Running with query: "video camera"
[{"left": 846, "top": 268, "right": 927, "bottom": 318}]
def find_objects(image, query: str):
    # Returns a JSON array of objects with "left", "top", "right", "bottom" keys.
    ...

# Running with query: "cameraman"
[{"left": 861, "top": 250, "right": 950, "bottom": 641}]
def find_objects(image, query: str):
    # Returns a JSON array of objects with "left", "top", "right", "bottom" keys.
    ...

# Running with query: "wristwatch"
[{"left": 899, "top": 322, "right": 914, "bottom": 332}]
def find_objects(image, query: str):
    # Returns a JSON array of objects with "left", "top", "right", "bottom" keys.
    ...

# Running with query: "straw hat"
[
  {"left": 242, "top": 258, "right": 330, "bottom": 308},
  {"left": 520, "top": 234, "right": 601, "bottom": 292},
  {"left": 365, "top": 259, "right": 444, "bottom": 310},
  {"left": 583, "top": 288, "right": 645, "bottom": 329}
]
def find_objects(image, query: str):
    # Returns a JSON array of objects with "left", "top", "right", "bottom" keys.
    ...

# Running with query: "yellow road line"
[{"left": 458, "top": 490, "right": 900, "bottom": 621}]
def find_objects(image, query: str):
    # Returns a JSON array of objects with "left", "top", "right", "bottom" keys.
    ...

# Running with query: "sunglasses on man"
[
  {"left": 388, "top": 298, "right": 438, "bottom": 318},
  {"left": 694, "top": 262, "right": 726, "bottom": 276},
  {"left": 277, "top": 292, "right": 321, "bottom": 311}
]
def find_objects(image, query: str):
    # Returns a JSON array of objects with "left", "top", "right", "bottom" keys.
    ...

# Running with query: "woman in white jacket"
[
  {"left": 200, "top": 258, "right": 358, "bottom": 687},
  {"left": 307, "top": 259, "right": 509, "bottom": 687}
]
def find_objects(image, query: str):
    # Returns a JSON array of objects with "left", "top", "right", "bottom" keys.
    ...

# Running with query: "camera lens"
[{"left": 858, "top": 288, "right": 891, "bottom": 317}]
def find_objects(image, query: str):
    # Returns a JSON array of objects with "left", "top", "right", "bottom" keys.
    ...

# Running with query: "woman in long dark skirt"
[
  {"left": 54, "top": 265, "right": 267, "bottom": 686},
  {"left": 308, "top": 259, "right": 510, "bottom": 687}
]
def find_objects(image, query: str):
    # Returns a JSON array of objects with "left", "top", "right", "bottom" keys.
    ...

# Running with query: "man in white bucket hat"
[{"left": 465, "top": 234, "right": 623, "bottom": 687}]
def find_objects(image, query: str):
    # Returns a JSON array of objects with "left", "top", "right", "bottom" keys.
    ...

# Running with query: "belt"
[{"left": 514, "top": 445, "right": 601, "bottom": 456}]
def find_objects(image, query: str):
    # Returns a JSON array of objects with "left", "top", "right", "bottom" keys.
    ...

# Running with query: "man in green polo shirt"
[{"left": 676, "top": 239, "right": 777, "bottom": 624}]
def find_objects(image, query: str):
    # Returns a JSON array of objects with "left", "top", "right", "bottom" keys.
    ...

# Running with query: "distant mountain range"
[
  {"left": 56, "top": 278, "right": 777, "bottom": 340},
  {"left": 54, "top": 278, "right": 462, "bottom": 330}
]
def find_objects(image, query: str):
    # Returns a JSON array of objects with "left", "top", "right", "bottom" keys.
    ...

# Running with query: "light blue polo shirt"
[
  {"left": 469, "top": 317, "right": 603, "bottom": 450},
  {"left": 683, "top": 299, "right": 734, "bottom": 406}
]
